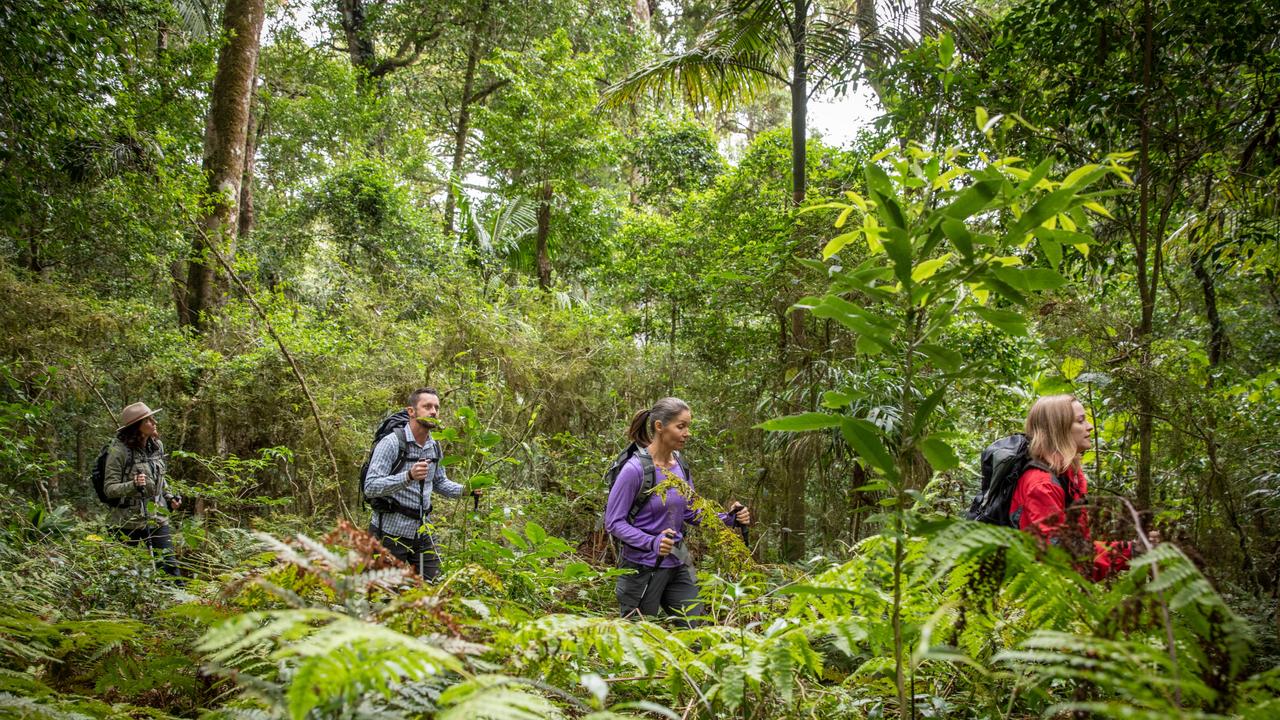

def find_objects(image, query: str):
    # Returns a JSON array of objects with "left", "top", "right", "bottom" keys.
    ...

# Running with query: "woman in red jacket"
[{"left": 1008, "top": 394, "right": 1133, "bottom": 581}]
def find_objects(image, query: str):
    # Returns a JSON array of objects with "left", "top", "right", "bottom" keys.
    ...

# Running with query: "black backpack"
[
  {"left": 965, "top": 433, "right": 1071, "bottom": 527},
  {"left": 599, "top": 444, "right": 688, "bottom": 558},
  {"left": 90, "top": 443, "right": 133, "bottom": 508},
  {"left": 358, "top": 410, "right": 436, "bottom": 519}
]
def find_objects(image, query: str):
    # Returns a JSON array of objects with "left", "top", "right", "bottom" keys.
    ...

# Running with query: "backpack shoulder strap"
[
  {"left": 389, "top": 427, "right": 410, "bottom": 474},
  {"left": 627, "top": 448, "right": 656, "bottom": 523},
  {"left": 1025, "top": 460, "right": 1073, "bottom": 509},
  {"left": 673, "top": 451, "right": 688, "bottom": 482}
]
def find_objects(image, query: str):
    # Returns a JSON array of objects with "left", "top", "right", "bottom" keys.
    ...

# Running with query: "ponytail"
[
  {"left": 627, "top": 397, "right": 690, "bottom": 446},
  {"left": 627, "top": 409, "right": 653, "bottom": 445}
]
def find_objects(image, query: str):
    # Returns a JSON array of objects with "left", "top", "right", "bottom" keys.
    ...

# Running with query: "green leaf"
[
  {"left": 467, "top": 473, "right": 497, "bottom": 490},
  {"left": 1014, "top": 156, "right": 1054, "bottom": 195},
  {"left": 979, "top": 272, "right": 1028, "bottom": 306},
  {"left": 501, "top": 528, "right": 529, "bottom": 550},
  {"left": 855, "top": 333, "right": 885, "bottom": 353},
  {"left": 1006, "top": 187, "right": 1076, "bottom": 239},
  {"left": 524, "top": 521, "right": 547, "bottom": 546},
  {"left": 884, "top": 231, "right": 914, "bottom": 286},
  {"left": 971, "top": 306, "right": 1027, "bottom": 335},
  {"left": 911, "top": 253, "right": 952, "bottom": 283},
  {"left": 840, "top": 418, "right": 897, "bottom": 478},
  {"left": 1061, "top": 163, "right": 1108, "bottom": 190},
  {"left": 756, "top": 413, "right": 843, "bottom": 432},
  {"left": 911, "top": 387, "right": 948, "bottom": 438},
  {"left": 822, "top": 231, "right": 860, "bottom": 260},
  {"left": 942, "top": 220, "right": 974, "bottom": 260},
  {"left": 822, "top": 390, "right": 855, "bottom": 409},
  {"left": 1060, "top": 356, "right": 1084, "bottom": 381},
  {"left": 992, "top": 266, "right": 1067, "bottom": 292},
  {"left": 856, "top": 333, "right": 885, "bottom": 355},
  {"left": 807, "top": 296, "right": 893, "bottom": 347},
  {"left": 918, "top": 343, "right": 963, "bottom": 373},
  {"left": 939, "top": 179, "right": 999, "bottom": 222},
  {"left": 919, "top": 436, "right": 960, "bottom": 471},
  {"left": 1039, "top": 237, "right": 1062, "bottom": 268},
  {"left": 867, "top": 164, "right": 906, "bottom": 229},
  {"left": 440, "top": 454, "right": 464, "bottom": 467}
]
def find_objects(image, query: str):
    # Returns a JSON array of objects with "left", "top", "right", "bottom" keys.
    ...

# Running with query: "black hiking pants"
[
  {"left": 616, "top": 560, "right": 704, "bottom": 627},
  {"left": 373, "top": 526, "right": 441, "bottom": 581},
  {"left": 115, "top": 524, "right": 181, "bottom": 577}
]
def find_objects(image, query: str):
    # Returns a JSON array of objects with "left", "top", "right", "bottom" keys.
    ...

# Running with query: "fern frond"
[{"left": 437, "top": 675, "right": 562, "bottom": 720}]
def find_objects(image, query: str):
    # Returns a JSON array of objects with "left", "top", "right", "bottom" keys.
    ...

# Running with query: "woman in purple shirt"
[{"left": 604, "top": 397, "right": 751, "bottom": 625}]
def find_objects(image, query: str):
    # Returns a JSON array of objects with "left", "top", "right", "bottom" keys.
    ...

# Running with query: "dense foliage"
[{"left": 1, "top": 0, "right": 1277, "bottom": 717}]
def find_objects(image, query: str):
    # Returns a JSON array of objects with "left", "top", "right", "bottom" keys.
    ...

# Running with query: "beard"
[{"left": 414, "top": 416, "right": 439, "bottom": 430}]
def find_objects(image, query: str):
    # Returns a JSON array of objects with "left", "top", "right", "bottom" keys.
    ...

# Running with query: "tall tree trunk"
[
  {"left": 918, "top": 0, "right": 934, "bottom": 37},
  {"left": 1192, "top": 249, "right": 1227, "bottom": 367},
  {"left": 237, "top": 64, "right": 261, "bottom": 242},
  {"left": 536, "top": 180, "right": 553, "bottom": 290},
  {"left": 339, "top": 0, "right": 378, "bottom": 88},
  {"left": 781, "top": 306, "right": 810, "bottom": 561},
  {"left": 855, "top": 0, "right": 886, "bottom": 105},
  {"left": 789, "top": 0, "right": 808, "bottom": 206},
  {"left": 181, "top": 0, "right": 265, "bottom": 331},
  {"left": 1133, "top": 0, "right": 1155, "bottom": 510},
  {"left": 444, "top": 25, "right": 485, "bottom": 240}
]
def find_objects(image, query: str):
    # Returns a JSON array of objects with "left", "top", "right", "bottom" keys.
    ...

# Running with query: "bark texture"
[{"left": 181, "top": 0, "right": 265, "bottom": 330}]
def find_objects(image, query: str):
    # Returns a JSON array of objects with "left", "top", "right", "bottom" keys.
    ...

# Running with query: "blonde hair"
[{"left": 1024, "top": 394, "right": 1083, "bottom": 476}]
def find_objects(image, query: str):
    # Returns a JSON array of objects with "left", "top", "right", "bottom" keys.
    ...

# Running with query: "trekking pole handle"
[{"left": 729, "top": 502, "right": 750, "bottom": 546}]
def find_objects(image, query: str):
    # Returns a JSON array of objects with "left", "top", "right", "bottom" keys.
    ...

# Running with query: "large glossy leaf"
[
  {"left": 840, "top": 417, "right": 897, "bottom": 478},
  {"left": 971, "top": 306, "right": 1028, "bottom": 335},
  {"left": 939, "top": 179, "right": 1000, "bottom": 222}
]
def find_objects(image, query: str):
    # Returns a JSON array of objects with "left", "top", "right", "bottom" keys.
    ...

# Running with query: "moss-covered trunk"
[{"left": 180, "top": 0, "right": 265, "bottom": 331}]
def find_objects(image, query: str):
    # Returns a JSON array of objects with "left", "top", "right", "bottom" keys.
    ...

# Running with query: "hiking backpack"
[
  {"left": 965, "top": 433, "right": 1072, "bottom": 527},
  {"left": 90, "top": 443, "right": 129, "bottom": 508},
  {"left": 359, "top": 410, "right": 441, "bottom": 519},
  {"left": 598, "top": 444, "right": 688, "bottom": 560}
]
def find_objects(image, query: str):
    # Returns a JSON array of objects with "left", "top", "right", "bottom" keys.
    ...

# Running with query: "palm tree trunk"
[
  {"left": 790, "top": 0, "right": 808, "bottom": 206},
  {"left": 536, "top": 181, "right": 553, "bottom": 290}
]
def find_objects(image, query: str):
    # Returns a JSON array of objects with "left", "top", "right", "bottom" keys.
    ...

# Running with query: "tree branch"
[
  {"left": 370, "top": 28, "right": 445, "bottom": 78},
  {"left": 205, "top": 238, "right": 342, "bottom": 520}
]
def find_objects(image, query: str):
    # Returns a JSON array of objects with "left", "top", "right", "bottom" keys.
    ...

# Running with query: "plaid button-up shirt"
[{"left": 365, "top": 424, "right": 464, "bottom": 537}]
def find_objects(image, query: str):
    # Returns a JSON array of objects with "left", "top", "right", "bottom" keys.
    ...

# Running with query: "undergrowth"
[{"left": 0, "top": 491, "right": 1274, "bottom": 719}]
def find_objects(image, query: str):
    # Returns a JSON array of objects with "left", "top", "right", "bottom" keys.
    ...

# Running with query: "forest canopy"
[{"left": 1, "top": 0, "right": 1278, "bottom": 717}]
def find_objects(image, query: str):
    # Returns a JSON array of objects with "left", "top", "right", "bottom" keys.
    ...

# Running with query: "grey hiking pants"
[{"left": 616, "top": 560, "right": 704, "bottom": 627}]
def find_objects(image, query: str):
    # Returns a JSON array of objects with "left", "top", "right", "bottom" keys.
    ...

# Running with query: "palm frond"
[{"left": 602, "top": 47, "right": 787, "bottom": 111}]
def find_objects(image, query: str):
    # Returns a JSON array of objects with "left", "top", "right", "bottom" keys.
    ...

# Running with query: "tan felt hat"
[{"left": 117, "top": 402, "right": 162, "bottom": 431}]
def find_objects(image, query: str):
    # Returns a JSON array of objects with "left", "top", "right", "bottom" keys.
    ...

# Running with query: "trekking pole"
[
  {"left": 418, "top": 475, "right": 426, "bottom": 580},
  {"left": 636, "top": 536, "right": 669, "bottom": 614},
  {"left": 729, "top": 502, "right": 750, "bottom": 547},
  {"left": 136, "top": 476, "right": 155, "bottom": 560}
]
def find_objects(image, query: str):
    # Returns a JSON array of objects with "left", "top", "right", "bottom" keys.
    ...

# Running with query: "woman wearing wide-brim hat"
[{"left": 103, "top": 402, "right": 182, "bottom": 576}]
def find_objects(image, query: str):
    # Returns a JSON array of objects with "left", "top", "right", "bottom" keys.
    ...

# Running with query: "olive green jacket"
[{"left": 103, "top": 438, "right": 171, "bottom": 529}]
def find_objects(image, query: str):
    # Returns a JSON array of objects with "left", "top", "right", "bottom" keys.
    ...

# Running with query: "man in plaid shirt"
[{"left": 365, "top": 388, "right": 478, "bottom": 580}]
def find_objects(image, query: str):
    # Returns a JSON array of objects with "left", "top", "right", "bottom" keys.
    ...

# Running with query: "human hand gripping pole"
[
  {"left": 728, "top": 502, "right": 750, "bottom": 546},
  {"left": 134, "top": 471, "right": 155, "bottom": 559}
]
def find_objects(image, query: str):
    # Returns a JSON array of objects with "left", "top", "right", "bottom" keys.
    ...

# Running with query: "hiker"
[
  {"left": 1009, "top": 394, "right": 1139, "bottom": 581},
  {"left": 364, "top": 388, "right": 480, "bottom": 581},
  {"left": 102, "top": 402, "right": 182, "bottom": 576},
  {"left": 604, "top": 397, "right": 750, "bottom": 626}
]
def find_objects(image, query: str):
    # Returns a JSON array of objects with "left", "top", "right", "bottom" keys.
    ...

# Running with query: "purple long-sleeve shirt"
[{"left": 604, "top": 456, "right": 736, "bottom": 568}]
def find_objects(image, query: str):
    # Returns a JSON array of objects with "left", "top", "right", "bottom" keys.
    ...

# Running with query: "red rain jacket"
[{"left": 1009, "top": 466, "right": 1132, "bottom": 581}]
